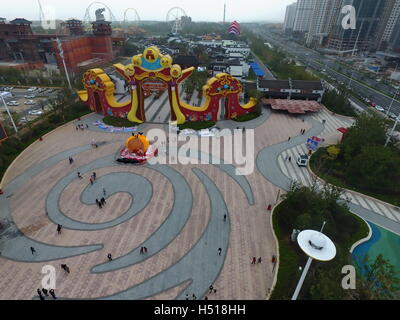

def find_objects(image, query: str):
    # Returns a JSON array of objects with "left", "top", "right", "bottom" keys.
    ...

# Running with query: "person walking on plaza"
[
  {"left": 57, "top": 224, "right": 62, "bottom": 235},
  {"left": 143, "top": 247, "right": 148, "bottom": 254},
  {"left": 90, "top": 177, "right": 94, "bottom": 185},
  {"left": 61, "top": 264, "right": 70, "bottom": 273},
  {"left": 92, "top": 172, "right": 96, "bottom": 181},
  {"left": 103, "top": 187, "right": 106, "bottom": 196},
  {"left": 223, "top": 214, "right": 227, "bottom": 222},
  {"left": 209, "top": 285, "right": 214, "bottom": 294},
  {"left": 258, "top": 257, "right": 262, "bottom": 264},
  {"left": 42, "top": 288, "right": 48, "bottom": 297},
  {"left": 107, "top": 253, "right": 112, "bottom": 261},
  {"left": 49, "top": 289, "right": 57, "bottom": 299},
  {"left": 288, "top": 137, "right": 291, "bottom": 141},
  {"left": 77, "top": 172, "right": 82, "bottom": 179},
  {"left": 30, "top": 246, "right": 36, "bottom": 255},
  {"left": 100, "top": 197, "right": 106, "bottom": 206},
  {"left": 288, "top": 156, "right": 291, "bottom": 162},
  {"left": 218, "top": 248, "right": 222, "bottom": 256},
  {"left": 251, "top": 257, "right": 256, "bottom": 265},
  {"left": 37, "top": 289, "right": 44, "bottom": 300},
  {"left": 97, "top": 199, "right": 102, "bottom": 209}
]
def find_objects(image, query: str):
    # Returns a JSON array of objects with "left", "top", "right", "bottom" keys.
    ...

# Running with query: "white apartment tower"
[
  {"left": 283, "top": 2, "right": 298, "bottom": 33},
  {"left": 382, "top": 0, "right": 400, "bottom": 44},
  {"left": 306, "top": 0, "right": 344, "bottom": 46},
  {"left": 293, "top": 0, "right": 316, "bottom": 32}
]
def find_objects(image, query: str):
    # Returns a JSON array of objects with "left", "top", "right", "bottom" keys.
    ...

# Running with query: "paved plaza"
[{"left": 0, "top": 105, "right": 399, "bottom": 300}]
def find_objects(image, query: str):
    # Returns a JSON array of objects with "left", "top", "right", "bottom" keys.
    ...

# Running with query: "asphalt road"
[{"left": 255, "top": 28, "right": 400, "bottom": 117}]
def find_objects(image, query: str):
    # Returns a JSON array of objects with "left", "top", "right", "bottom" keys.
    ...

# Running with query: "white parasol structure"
[{"left": 291, "top": 222, "right": 336, "bottom": 300}]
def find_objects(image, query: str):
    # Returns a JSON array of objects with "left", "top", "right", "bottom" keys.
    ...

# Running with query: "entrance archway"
[
  {"left": 94, "top": 92, "right": 103, "bottom": 114},
  {"left": 140, "top": 78, "right": 171, "bottom": 123}
]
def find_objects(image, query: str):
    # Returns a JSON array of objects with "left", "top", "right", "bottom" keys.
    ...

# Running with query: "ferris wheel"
[
  {"left": 83, "top": 2, "right": 117, "bottom": 24},
  {"left": 166, "top": 7, "right": 188, "bottom": 34},
  {"left": 123, "top": 8, "right": 141, "bottom": 26}
]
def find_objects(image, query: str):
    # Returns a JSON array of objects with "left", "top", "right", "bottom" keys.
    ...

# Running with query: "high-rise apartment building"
[
  {"left": 283, "top": 2, "right": 298, "bottom": 33},
  {"left": 293, "top": 0, "right": 316, "bottom": 33},
  {"left": 328, "top": 0, "right": 387, "bottom": 52},
  {"left": 306, "top": 0, "right": 343, "bottom": 46},
  {"left": 378, "top": 0, "right": 400, "bottom": 50}
]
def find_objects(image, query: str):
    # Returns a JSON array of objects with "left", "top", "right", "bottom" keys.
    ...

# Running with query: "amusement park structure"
[
  {"left": 83, "top": 2, "right": 117, "bottom": 30},
  {"left": 78, "top": 46, "right": 257, "bottom": 125},
  {"left": 166, "top": 7, "right": 188, "bottom": 35},
  {"left": 123, "top": 8, "right": 141, "bottom": 26}
]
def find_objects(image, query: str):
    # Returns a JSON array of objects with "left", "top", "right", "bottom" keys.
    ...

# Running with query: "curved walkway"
[{"left": 256, "top": 110, "right": 400, "bottom": 236}]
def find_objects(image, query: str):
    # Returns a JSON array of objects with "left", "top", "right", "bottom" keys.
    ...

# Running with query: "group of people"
[
  {"left": 75, "top": 123, "right": 88, "bottom": 131},
  {"left": 139, "top": 246, "right": 148, "bottom": 254},
  {"left": 251, "top": 257, "right": 263, "bottom": 265},
  {"left": 95, "top": 197, "right": 107, "bottom": 209},
  {"left": 37, "top": 288, "right": 56, "bottom": 300}
]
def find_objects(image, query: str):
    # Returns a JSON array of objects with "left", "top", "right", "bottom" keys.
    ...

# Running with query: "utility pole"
[{"left": 0, "top": 93, "right": 18, "bottom": 134}]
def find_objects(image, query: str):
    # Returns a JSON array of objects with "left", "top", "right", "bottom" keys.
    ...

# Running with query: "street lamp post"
[
  {"left": 386, "top": 63, "right": 399, "bottom": 117},
  {"left": 56, "top": 38, "right": 72, "bottom": 91},
  {"left": 0, "top": 92, "right": 18, "bottom": 134},
  {"left": 291, "top": 222, "right": 336, "bottom": 300},
  {"left": 385, "top": 115, "right": 400, "bottom": 147}
]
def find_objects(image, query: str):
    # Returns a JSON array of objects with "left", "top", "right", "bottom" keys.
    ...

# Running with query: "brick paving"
[{"left": 0, "top": 110, "right": 308, "bottom": 300}]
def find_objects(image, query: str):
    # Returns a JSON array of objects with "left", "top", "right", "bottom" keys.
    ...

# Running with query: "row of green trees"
[
  {"left": 0, "top": 68, "right": 65, "bottom": 87},
  {"left": 243, "top": 29, "right": 317, "bottom": 81},
  {"left": 321, "top": 89, "right": 357, "bottom": 117},
  {"left": 311, "top": 113, "right": 400, "bottom": 205},
  {"left": 272, "top": 182, "right": 399, "bottom": 300}
]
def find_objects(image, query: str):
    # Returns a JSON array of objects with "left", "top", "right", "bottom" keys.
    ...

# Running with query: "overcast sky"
[{"left": 2, "top": 0, "right": 295, "bottom": 23}]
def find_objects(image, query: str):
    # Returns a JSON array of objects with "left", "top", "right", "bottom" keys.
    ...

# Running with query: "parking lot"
[{"left": 0, "top": 86, "right": 61, "bottom": 124}]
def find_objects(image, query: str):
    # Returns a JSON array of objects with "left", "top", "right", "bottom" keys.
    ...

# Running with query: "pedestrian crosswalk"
[
  {"left": 311, "top": 107, "right": 354, "bottom": 135},
  {"left": 277, "top": 109, "right": 400, "bottom": 224}
]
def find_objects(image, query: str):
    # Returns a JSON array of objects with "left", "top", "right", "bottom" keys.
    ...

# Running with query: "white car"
[
  {"left": 25, "top": 100, "right": 36, "bottom": 105},
  {"left": 20, "top": 116, "right": 28, "bottom": 123},
  {"left": 375, "top": 105, "right": 385, "bottom": 112},
  {"left": 27, "top": 87, "right": 37, "bottom": 92},
  {"left": 28, "top": 110, "right": 43, "bottom": 115},
  {"left": 7, "top": 101, "right": 19, "bottom": 106},
  {"left": 24, "top": 94, "right": 35, "bottom": 99},
  {"left": 388, "top": 112, "right": 397, "bottom": 120}
]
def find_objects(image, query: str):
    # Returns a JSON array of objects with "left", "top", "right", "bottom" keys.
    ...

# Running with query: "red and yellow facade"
[{"left": 78, "top": 46, "right": 257, "bottom": 125}]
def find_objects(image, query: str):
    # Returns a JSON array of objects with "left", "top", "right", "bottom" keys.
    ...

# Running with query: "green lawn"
[
  {"left": 232, "top": 112, "right": 260, "bottom": 122},
  {"left": 178, "top": 121, "right": 215, "bottom": 131},
  {"left": 103, "top": 116, "right": 139, "bottom": 127}
]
